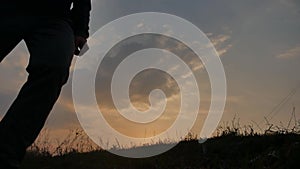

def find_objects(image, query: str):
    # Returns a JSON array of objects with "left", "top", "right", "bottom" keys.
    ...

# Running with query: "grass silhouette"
[{"left": 21, "top": 117, "right": 300, "bottom": 169}]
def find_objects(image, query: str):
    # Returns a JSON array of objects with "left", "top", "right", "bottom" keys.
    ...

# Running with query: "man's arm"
[
  {"left": 71, "top": 0, "right": 91, "bottom": 55},
  {"left": 71, "top": 0, "right": 91, "bottom": 38}
]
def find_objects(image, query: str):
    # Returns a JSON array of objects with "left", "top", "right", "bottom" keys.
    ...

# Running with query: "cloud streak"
[
  {"left": 276, "top": 44, "right": 300, "bottom": 59},
  {"left": 209, "top": 34, "right": 232, "bottom": 57}
]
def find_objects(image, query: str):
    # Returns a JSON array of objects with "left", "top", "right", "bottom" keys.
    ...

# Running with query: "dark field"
[{"left": 21, "top": 133, "right": 300, "bottom": 169}]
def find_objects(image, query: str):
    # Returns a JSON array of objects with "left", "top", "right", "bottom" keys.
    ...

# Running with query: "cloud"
[
  {"left": 209, "top": 34, "right": 233, "bottom": 57},
  {"left": 0, "top": 42, "right": 29, "bottom": 92},
  {"left": 1, "top": 42, "right": 28, "bottom": 66},
  {"left": 276, "top": 44, "right": 300, "bottom": 59},
  {"left": 211, "top": 34, "right": 230, "bottom": 46}
]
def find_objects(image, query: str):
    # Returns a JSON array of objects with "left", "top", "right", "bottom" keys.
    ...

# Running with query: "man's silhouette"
[{"left": 0, "top": 0, "right": 91, "bottom": 168}]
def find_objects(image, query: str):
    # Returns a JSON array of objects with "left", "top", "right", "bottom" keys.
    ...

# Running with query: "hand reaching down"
[{"left": 74, "top": 36, "right": 88, "bottom": 56}]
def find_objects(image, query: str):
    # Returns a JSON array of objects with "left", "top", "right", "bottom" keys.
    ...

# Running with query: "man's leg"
[
  {"left": 0, "top": 17, "right": 74, "bottom": 168},
  {"left": 0, "top": 17, "right": 23, "bottom": 62},
  {"left": 0, "top": 16, "right": 25, "bottom": 169}
]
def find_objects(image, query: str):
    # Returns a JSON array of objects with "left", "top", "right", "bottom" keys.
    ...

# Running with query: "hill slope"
[{"left": 21, "top": 133, "right": 300, "bottom": 169}]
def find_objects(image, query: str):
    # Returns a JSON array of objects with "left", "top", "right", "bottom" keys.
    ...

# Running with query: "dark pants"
[{"left": 0, "top": 16, "right": 75, "bottom": 168}]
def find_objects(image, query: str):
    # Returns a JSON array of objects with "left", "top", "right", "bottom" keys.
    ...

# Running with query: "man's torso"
[{"left": 1, "top": 0, "right": 73, "bottom": 17}]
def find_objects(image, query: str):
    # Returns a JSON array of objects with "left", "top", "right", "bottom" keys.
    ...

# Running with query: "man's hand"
[{"left": 74, "top": 36, "right": 88, "bottom": 56}]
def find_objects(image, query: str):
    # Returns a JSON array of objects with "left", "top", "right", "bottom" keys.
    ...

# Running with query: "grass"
[{"left": 21, "top": 117, "right": 300, "bottom": 169}]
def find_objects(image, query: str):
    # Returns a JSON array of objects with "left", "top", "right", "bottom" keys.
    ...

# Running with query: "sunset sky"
[{"left": 0, "top": 0, "right": 300, "bottom": 145}]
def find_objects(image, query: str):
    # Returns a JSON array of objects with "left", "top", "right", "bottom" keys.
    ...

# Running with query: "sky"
[{"left": 0, "top": 0, "right": 300, "bottom": 147}]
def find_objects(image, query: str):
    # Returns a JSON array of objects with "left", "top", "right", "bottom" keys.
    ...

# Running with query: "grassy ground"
[{"left": 21, "top": 133, "right": 300, "bottom": 169}]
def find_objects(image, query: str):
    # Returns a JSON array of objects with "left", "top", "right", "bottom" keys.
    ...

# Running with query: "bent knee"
[{"left": 26, "top": 65, "right": 71, "bottom": 86}]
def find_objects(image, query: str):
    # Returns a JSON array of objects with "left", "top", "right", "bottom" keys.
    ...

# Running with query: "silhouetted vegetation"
[{"left": 21, "top": 117, "right": 300, "bottom": 169}]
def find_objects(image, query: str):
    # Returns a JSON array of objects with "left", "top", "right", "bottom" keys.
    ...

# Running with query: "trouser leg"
[
  {"left": 0, "top": 16, "right": 24, "bottom": 169},
  {"left": 0, "top": 17, "right": 74, "bottom": 168},
  {"left": 0, "top": 39, "right": 21, "bottom": 63},
  {"left": 0, "top": 17, "right": 23, "bottom": 62},
  {"left": 0, "top": 66, "right": 70, "bottom": 167}
]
